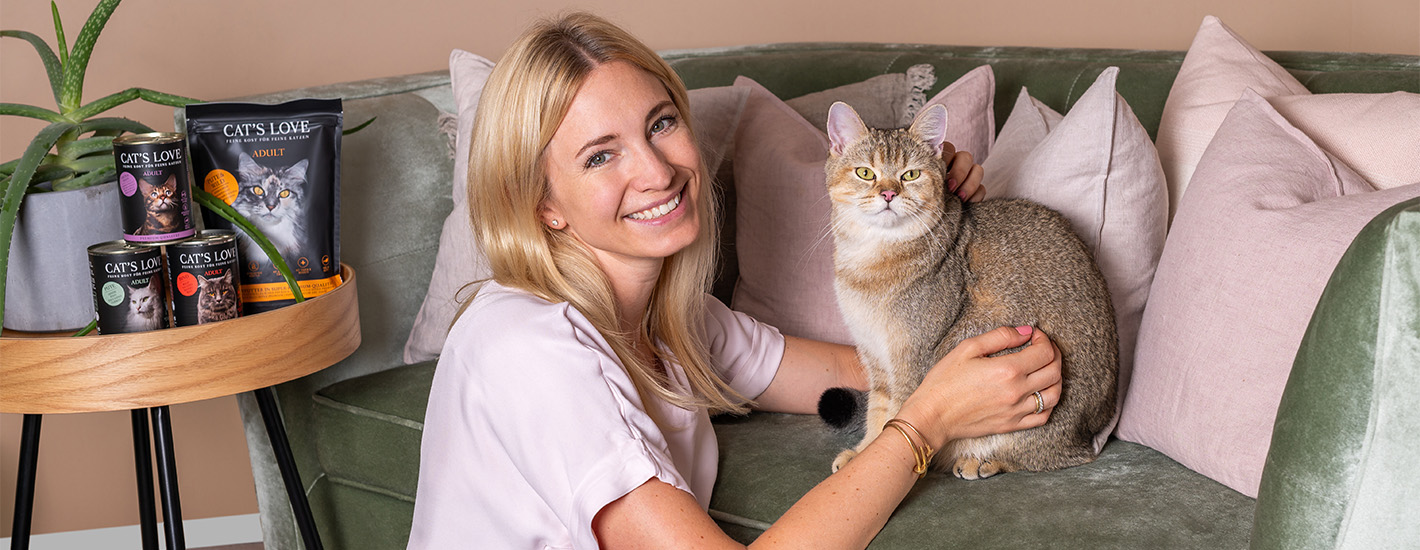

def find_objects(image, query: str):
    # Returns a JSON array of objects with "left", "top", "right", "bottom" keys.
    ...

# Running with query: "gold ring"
[{"left": 1033, "top": 391, "right": 1045, "bottom": 415}]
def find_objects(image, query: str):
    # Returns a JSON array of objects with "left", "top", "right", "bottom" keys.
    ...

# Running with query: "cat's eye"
[
  {"left": 854, "top": 167, "right": 876, "bottom": 181},
  {"left": 901, "top": 170, "right": 921, "bottom": 182},
  {"left": 278, "top": 190, "right": 291, "bottom": 198},
  {"left": 251, "top": 186, "right": 265, "bottom": 196}
]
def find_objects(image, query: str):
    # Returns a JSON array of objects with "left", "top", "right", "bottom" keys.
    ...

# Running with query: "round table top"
[{"left": 0, "top": 265, "right": 361, "bottom": 414}]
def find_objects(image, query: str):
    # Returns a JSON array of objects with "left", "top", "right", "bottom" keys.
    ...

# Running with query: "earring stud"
[{"left": 551, "top": 220, "right": 560, "bottom": 227}]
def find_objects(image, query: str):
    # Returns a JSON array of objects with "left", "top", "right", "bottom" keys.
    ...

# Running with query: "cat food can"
[
  {"left": 168, "top": 230, "right": 242, "bottom": 326},
  {"left": 113, "top": 132, "right": 197, "bottom": 245},
  {"left": 88, "top": 240, "right": 170, "bottom": 334}
]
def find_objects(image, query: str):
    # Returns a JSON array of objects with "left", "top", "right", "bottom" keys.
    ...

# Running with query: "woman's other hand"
[{"left": 942, "top": 140, "right": 985, "bottom": 203}]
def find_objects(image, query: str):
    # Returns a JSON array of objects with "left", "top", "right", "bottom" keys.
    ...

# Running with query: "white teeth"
[{"left": 628, "top": 192, "right": 681, "bottom": 220}]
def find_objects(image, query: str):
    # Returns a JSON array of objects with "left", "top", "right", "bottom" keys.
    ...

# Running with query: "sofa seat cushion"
[
  {"left": 710, "top": 412, "right": 1256, "bottom": 548},
  {"left": 313, "top": 361, "right": 435, "bottom": 503}
]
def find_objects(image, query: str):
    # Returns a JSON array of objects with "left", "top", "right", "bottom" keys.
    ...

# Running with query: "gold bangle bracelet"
[{"left": 884, "top": 419, "right": 934, "bottom": 478}]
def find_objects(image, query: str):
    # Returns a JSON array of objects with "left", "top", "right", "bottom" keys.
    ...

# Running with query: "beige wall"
[{"left": 2, "top": 0, "right": 1417, "bottom": 537}]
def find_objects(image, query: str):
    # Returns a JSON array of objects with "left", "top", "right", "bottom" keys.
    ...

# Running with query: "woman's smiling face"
[{"left": 539, "top": 60, "right": 703, "bottom": 273}]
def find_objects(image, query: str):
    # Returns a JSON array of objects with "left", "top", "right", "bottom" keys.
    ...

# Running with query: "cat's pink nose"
[{"left": 881, "top": 190, "right": 897, "bottom": 202}]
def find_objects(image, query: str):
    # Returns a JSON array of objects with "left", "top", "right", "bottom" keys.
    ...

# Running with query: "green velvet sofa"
[{"left": 234, "top": 43, "right": 1420, "bottom": 549}]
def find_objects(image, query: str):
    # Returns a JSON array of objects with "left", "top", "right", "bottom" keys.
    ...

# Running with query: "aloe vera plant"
[{"left": 0, "top": 0, "right": 317, "bottom": 328}]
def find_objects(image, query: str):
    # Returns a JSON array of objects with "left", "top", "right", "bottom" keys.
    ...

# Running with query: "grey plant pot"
[{"left": 4, "top": 182, "right": 124, "bottom": 332}]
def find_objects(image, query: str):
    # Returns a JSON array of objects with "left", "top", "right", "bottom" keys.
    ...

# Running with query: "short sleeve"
[
  {"left": 448, "top": 290, "right": 693, "bottom": 549},
  {"left": 702, "top": 295, "right": 785, "bottom": 400}
]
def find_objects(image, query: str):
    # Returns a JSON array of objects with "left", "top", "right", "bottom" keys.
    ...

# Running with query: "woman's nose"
[{"left": 628, "top": 141, "right": 677, "bottom": 191}]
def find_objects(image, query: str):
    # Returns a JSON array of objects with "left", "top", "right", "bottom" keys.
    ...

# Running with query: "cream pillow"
[
  {"left": 728, "top": 67, "right": 996, "bottom": 344},
  {"left": 1118, "top": 90, "right": 1420, "bottom": 497},
  {"left": 403, "top": 50, "right": 751, "bottom": 363},
  {"left": 982, "top": 67, "right": 1168, "bottom": 451}
]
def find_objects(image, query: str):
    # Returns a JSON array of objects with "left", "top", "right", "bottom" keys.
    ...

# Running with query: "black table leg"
[
  {"left": 9, "top": 414, "right": 41, "bottom": 550},
  {"left": 131, "top": 409, "right": 159, "bottom": 550},
  {"left": 254, "top": 387, "right": 324, "bottom": 550},
  {"left": 150, "top": 406, "right": 185, "bottom": 550}
]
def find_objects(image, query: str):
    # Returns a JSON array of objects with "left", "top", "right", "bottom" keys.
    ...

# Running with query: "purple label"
[
  {"left": 123, "top": 227, "right": 196, "bottom": 243},
  {"left": 119, "top": 172, "right": 138, "bottom": 196}
]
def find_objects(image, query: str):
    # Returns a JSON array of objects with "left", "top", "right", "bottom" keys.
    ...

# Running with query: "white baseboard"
[{"left": 0, "top": 513, "right": 262, "bottom": 549}]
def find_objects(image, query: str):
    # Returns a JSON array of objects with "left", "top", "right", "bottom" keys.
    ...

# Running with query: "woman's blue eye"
[{"left": 585, "top": 151, "right": 610, "bottom": 169}]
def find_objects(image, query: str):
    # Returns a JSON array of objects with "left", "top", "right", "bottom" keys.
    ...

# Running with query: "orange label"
[
  {"left": 240, "top": 273, "right": 344, "bottom": 303},
  {"left": 204, "top": 169, "right": 239, "bottom": 204}
]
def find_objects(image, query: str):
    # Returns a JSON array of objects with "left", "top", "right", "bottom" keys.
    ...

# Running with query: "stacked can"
[{"left": 88, "top": 133, "right": 242, "bottom": 333}]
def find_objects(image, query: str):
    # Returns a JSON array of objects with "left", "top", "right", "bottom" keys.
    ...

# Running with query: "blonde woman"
[{"left": 409, "top": 12, "right": 1062, "bottom": 550}]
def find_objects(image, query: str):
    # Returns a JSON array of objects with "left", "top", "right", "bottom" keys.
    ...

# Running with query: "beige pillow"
[
  {"left": 728, "top": 67, "right": 996, "bottom": 344},
  {"left": 403, "top": 50, "right": 751, "bottom": 363},
  {"left": 1267, "top": 92, "right": 1420, "bottom": 191},
  {"left": 1118, "top": 90, "right": 1420, "bottom": 497},
  {"left": 983, "top": 67, "right": 1169, "bottom": 452}
]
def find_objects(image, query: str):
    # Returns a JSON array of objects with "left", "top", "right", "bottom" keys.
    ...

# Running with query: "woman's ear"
[{"left": 538, "top": 201, "right": 565, "bottom": 230}]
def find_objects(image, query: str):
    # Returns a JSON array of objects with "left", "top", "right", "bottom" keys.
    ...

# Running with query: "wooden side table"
[{"left": 2, "top": 264, "right": 361, "bottom": 550}]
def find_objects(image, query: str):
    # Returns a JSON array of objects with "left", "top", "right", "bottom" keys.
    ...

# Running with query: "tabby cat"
[
  {"left": 821, "top": 101, "right": 1118, "bottom": 479},
  {"left": 138, "top": 174, "right": 181, "bottom": 235},
  {"left": 125, "top": 275, "right": 166, "bottom": 332},
  {"left": 196, "top": 271, "right": 240, "bottom": 324},
  {"left": 233, "top": 152, "right": 309, "bottom": 263}
]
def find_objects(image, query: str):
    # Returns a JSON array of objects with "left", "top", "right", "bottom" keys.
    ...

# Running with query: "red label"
[{"left": 176, "top": 271, "right": 198, "bottom": 297}]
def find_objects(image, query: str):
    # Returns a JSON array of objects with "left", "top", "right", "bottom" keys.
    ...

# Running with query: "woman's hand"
[
  {"left": 895, "top": 326, "right": 1063, "bottom": 450},
  {"left": 942, "top": 141, "right": 985, "bottom": 203}
]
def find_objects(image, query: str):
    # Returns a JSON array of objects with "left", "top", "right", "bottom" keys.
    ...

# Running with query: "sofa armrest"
[{"left": 1252, "top": 196, "right": 1420, "bottom": 549}]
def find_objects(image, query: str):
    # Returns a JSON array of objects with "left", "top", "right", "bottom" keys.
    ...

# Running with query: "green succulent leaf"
[
  {"left": 73, "top": 319, "right": 97, "bottom": 337},
  {"left": 30, "top": 163, "right": 75, "bottom": 185},
  {"left": 63, "top": 153, "right": 114, "bottom": 174},
  {"left": 59, "top": 0, "right": 121, "bottom": 112},
  {"left": 0, "top": 103, "right": 66, "bottom": 123},
  {"left": 344, "top": 116, "right": 377, "bottom": 135},
  {"left": 0, "top": 30, "right": 63, "bottom": 105},
  {"left": 51, "top": 2, "right": 69, "bottom": 66},
  {"left": 53, "top": 165, "right": 115, "bottom": 191},
  {"left": 71, "top": 87, "right": 203, "bottom": 122},
  {"left": 193, "top": 188, "right": 305, "bottom": 303},
  {"left": 77, "top": 117, "right": 154, "bottom": 135},
  {"left": 57, "top": 135, "right": 116, "bottom": 159}
]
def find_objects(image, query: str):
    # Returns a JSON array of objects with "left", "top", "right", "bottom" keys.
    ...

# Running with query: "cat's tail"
[{"left": 817, "top": 387, "right": 866, "bottom": 434}]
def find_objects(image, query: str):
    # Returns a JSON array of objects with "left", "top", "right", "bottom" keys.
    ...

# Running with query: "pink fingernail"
[
  {"left": 1016, "top": 325, "right": 1032, "bottom": 335},
  {"left": 947, "top": 177, "right": 958, "bottom": 191}
]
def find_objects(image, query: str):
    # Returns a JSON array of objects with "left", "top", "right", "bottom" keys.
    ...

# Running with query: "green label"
[{"left": 102, "top": 281, "right": 125, "bottom": 307}]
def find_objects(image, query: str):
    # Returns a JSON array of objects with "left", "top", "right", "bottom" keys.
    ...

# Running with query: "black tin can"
[
  {"left": 168, "top": 230, "right": 242, "bottom": 326},
  {"left": 113, "top": 132, "right": 196, "bottom": 245},
  {"left": 88, "top": 241, "right": 170, "bottom": 334}
]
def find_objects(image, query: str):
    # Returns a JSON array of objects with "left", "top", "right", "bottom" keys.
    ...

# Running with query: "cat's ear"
[
  {"left": 285, "top": 159, "right": 310, "bottom": 183},
  {"left": 827, "top": 102, "right": 869, "bottom": 156},
  {"left": 238, "top": 152, "right": 262, "bottom": 178},
  {"left": 163, "top": 174, "right": 176, "bottom": 187},
  {"left": 909, "top": 104, "right": 950, "bottom": 154},
  {"left": 147, "top": 276, "right": 163, "bottom": 291}
]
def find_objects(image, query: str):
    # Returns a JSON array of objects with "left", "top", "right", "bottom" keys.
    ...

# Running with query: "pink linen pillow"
[
  {"left": 1267, "top": 92, "right": 1420, "bottom": 191},
  {"left": 1155, "top": 16, "right": 1310, "bottom": 220},
  {"left": 1117, "top": 90, "right": 1420, "bottom": 497},
  {"left": 982, "top": 68, "right": 1169, "bottom": 452},
  {"left": 729, "top": 67, "right": 996, "bottom": 344},
  {"left": 403, "top": 50, "right": 752, "bottom": 363}
]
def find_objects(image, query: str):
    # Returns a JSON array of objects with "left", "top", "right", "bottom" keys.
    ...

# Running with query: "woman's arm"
[
  {"left": 753, "top": 335, "right": 866, "bottom": 414},
  {"left": 593, "top": 326, "right": 1063, "bottom": 549}
]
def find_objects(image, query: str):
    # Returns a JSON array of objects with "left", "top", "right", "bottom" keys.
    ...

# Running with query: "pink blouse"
[{"left": 407, "top": 281, "right": 785, "bottom": 549}]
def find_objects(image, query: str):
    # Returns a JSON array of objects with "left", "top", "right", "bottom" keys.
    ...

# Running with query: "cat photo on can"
[
  {"left": 113, "top": 132, "right": 197, "bottom": 245},
  {"left": 168, "top": 230, "right": 242, "bottom": 326},
  {"left": 88, "top": 241, "right": 170, "bottom": 334}
]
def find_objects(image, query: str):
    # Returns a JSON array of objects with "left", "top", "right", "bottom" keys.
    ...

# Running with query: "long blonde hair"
[{"left": 466, "top": 12, "right": 748, "bottom": 415}]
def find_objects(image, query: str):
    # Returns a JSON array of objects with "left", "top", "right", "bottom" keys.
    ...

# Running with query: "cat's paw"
[
  {"left": 952, "top": 457, "right": 1002, "bottom": 480},
  {"left": 831, "top": 449, "right": 859, "bottom": 473}
]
